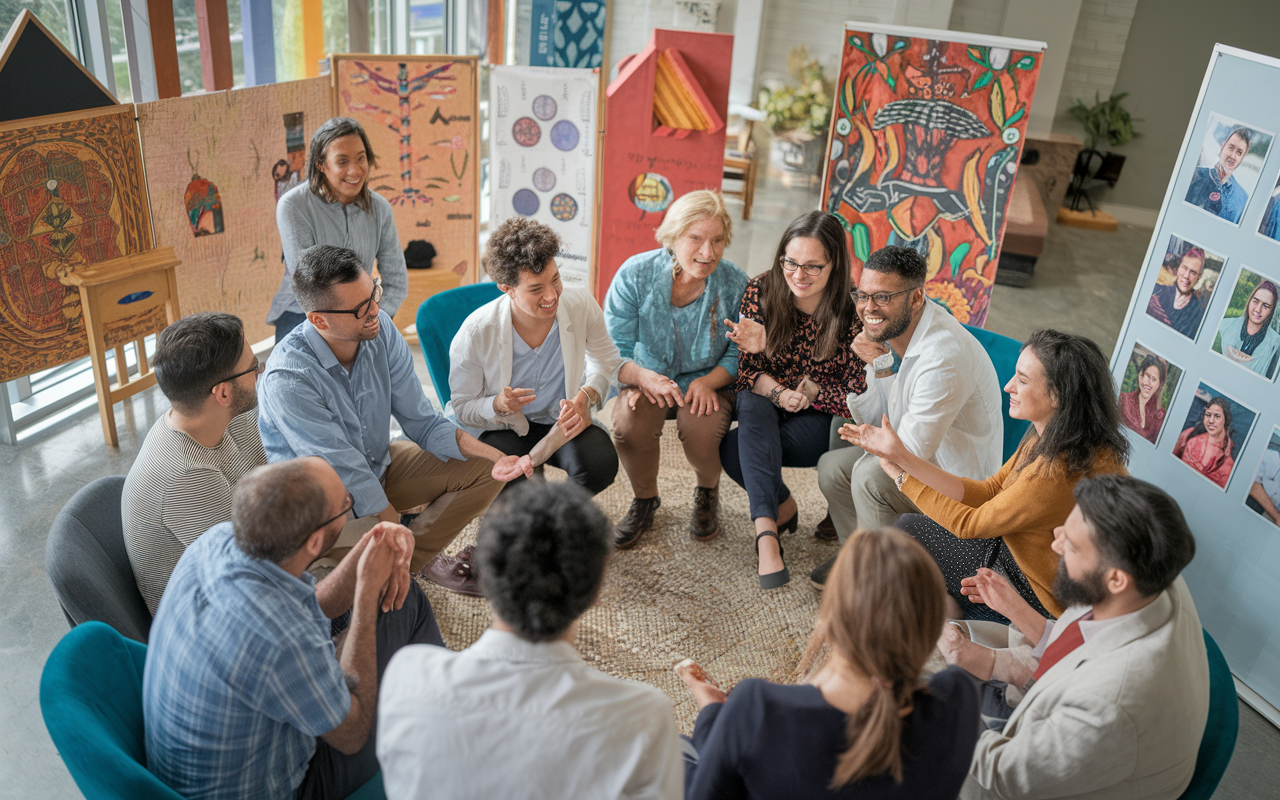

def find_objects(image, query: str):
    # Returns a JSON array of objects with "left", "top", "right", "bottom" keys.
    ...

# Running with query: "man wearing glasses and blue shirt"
[{"left": 258, "top": 244, "right": 533, "bottom": 595}]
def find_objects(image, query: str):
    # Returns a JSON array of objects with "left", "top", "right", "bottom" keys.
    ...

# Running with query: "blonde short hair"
[{"left": 654, "top": 190, "right": 733, "bottom": 250}]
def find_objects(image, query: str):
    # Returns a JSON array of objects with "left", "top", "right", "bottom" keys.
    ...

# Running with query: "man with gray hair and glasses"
[
  {"left": 143, "top": 456, "right": 443, "bottom": 800},
  {"left": 258, "top": 244, "right": 532, "bottom": 596}
]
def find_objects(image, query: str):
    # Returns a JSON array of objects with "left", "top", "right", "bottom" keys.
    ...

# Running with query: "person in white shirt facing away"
[
  {"left": 813, "top": 245, "right": 1003, "bottom": 588},
  {"left": 377, "top": 481, "right": 685, "bottom": 800},
  {"left": 939, "top": 474, "right": 1208, "bottom": 800}
]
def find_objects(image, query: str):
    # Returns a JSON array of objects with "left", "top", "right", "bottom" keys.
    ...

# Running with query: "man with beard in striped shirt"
[{"left": 122, "top": 312, "right": 268, "bottom": 614}]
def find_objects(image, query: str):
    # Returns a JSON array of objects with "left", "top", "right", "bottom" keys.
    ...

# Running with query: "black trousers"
[
  {"left": 895, "top": 513, "right": 1053, "bottom": 624},
  {"left": 297, "top": 581, "right": 444, "bottom": 800},
  {"left": 480, "top": 422, "right": 618, "bottom": 496}
]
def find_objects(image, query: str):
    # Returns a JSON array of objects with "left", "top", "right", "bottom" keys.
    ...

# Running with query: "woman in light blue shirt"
[
  {"left": 268, "top": 117, "right": 408, "bottom": 341},
  {"left": 1215, "top": 279, "right": 1279, "bottom": 379},
  {"left": 604, "top": 190, "right": 749, "bottom": 547}
]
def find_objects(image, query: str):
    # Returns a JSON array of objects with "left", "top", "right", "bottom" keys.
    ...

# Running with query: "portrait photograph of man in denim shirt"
[{"left": 1183, "top": 112, "right": 1274, "bottom": 225}]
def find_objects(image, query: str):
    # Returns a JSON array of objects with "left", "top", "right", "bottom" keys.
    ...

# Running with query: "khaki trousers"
[
  {"left": 816, "top": 432, "right": 921, "bottom": 543},
  {"left": 610, "top": 388, "right": 734, "bottom": 498},
  {"left": 336, "top": 440, "right": 502, "bottom": 571}
]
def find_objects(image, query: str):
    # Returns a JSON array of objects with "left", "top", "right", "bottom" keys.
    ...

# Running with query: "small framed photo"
[
  {"left": 1183, "top": 112, "right": 1275, "bottom": 226},
  {"left": 1118, "top": 343, "right": 1184, "bottom": 445},
  {"left": 1144, "top": 233, "right": 1225, "bottom": 341},
  {"left": 1170, "top": 382, "right": 1258, "bottom": 491},
  {"left": 1259, "top": 174, "right": 1280, "bottom": 244},
  {"left": 1244, "top": 426, "right": 1280, "bottom": 529},
  {"left": 1210, "top": 267, "right": 1280, "bottom": 381}
]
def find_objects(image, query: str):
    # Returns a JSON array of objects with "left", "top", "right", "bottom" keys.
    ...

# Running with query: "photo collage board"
[{"left": 1111, "top": 45, "right": 1280, "bottom": 712}]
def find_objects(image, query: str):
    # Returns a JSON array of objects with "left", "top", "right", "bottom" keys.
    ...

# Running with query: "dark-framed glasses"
[
  {"left": 780, "top": 257, "right": 829, "bottom": 276},
  {"left": 317, "top": 493, "right": 355, "bottom": 530},
  {"left": 211, "top": 357, "right": 263, "bottom": 389},
  {"left": 853, "top": 287, "right": 916, "bottom": 307},
  {"left": 316, "top": 278, "right": 383, "bottom": 320}
]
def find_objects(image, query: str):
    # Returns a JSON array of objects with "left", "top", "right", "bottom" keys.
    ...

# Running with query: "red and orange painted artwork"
[{"left": 822, "top": 28, "right": 1043, "bottom": 326}]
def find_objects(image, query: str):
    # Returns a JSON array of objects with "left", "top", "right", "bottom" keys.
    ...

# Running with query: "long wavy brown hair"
[
  {"left": 759, "top": 211, "right": 858, "bottom": 362},
  {"left": 797, "top": 527, "right": 947, "bottom": 786}
]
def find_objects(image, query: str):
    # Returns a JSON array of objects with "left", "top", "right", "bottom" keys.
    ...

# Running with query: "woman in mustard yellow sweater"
[{"left": 847, "top": 329, "right": 1130, "bottom": 621}]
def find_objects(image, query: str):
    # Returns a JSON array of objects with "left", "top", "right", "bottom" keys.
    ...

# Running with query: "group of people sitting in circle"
[{"left": 118, "top": 116, "right": 1214, "bottom": 799}]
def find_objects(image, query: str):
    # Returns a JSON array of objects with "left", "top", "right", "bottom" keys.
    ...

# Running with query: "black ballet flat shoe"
[{"left": 755, "top": 530, "right": 791, "bottom": 590}]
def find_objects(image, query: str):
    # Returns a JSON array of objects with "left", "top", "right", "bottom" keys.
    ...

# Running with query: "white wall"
[{"left": 607, "top": 0, "right": 740, "bottom": 77}]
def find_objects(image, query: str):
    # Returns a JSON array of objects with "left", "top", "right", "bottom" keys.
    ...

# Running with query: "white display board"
[
  {"left": 1111, "top": 45, "right": 1280, "bottom": 724},
  {"left": 489, "top": 65, "right": 600, "bottom": 290}
]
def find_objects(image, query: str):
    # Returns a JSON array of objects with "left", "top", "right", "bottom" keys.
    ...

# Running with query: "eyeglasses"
[
  {"left": 315, "top": 278, "right": 383, "bottom": 320},
  {"left": 316, "top": 493, "right": 355, "bottom": 530},
  {"left": 852, "top": 288, "right": 917, "bottom": 307},
  {"left": 211, "top": 357, "right": 263, "bottom": 389},
  {"left": 780, "top": 257, "right": 829, "bottom": 276}
]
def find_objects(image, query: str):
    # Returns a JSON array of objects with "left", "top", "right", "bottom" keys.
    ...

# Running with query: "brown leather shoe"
[
  {"left": 615, "top": 496, "right": 660, "bottom": 549},
  {"left": 689, "top": 487, "right": 719, "bottom": 542},
  {"left": 421, "top": 545, "right": 483, "bottom": 597},
  {"left": 813, "top": 512, "right": 838, "bottom": 543}
]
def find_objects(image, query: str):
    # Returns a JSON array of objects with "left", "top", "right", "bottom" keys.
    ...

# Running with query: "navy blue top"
[{"left": 687, "top": 667, "right": 980, "bottom": 800}]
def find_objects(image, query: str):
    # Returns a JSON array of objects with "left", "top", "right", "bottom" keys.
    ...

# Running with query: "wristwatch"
[{"left": 895, "top": 470, "right": 907, "bottom": 490}]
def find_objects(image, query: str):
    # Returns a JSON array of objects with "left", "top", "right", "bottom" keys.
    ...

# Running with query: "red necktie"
[{"left": 1031, "top": 614, "right": 1092, "bottom": 682}]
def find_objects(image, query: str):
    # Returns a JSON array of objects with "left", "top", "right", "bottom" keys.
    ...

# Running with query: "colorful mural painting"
[
  {"left": 0, "top": 105, "right": 152, "bottom": 382},
  {"left": 821, "top": 24, "right": 1045, "bottom": 326},
  {"left": 333, "top": 55, "right": 480, "bottom": 330},
  {"left": 137, "top": 77, "right": 332, "bottom": 343}
]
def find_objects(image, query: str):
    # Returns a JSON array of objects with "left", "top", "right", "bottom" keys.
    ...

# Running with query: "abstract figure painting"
[
  {"left": 491, "top": 66, "right": 600, "bottom": 289},
  {"left": 597, "top": 29, "right": 732, "bottom": 302},
  {"left": 0, "top": 105, "right": 152, "bottom": 382},
  {"left": 138, "top": 77, "right": 332, "bottom": 343},
  {"left": 821, "top": 24, "right": 1045, "bottom": 327},
  {"left": 333, "top": 55, "right": 480, "bottom": 330}
]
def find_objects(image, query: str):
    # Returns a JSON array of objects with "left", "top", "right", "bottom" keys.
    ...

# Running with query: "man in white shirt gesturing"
[{"left": 813, "top": 245, "right": 1004, "bottom": 587}]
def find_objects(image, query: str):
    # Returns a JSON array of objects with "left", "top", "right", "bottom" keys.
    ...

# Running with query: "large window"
[
  {"left": 409, "top": 0, "right": 444, "bottom": 54},
  {"left": 0, "top": 0, "right": 78, "bottom": 51}
]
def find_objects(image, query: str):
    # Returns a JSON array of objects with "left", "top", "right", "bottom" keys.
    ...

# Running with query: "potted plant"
[
  {"left": 759, "top": 47, "right": 833, "bottom": 176},
  {"left": 1065, "top": 92, "right": 1141, "bottom": 212}
]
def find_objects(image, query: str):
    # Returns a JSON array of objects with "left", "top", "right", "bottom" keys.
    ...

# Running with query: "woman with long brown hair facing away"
[
  {"left": 679, "top": 527, "right": 980, "bottom": 799},
  {"left": 719, "top": 211, "right": 866, "bottom": 589},
  {"left": 848, "top": 329, "right": 1130, "bottom": 622}
]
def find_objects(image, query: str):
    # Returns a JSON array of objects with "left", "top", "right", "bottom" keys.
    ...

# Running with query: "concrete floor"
[{"left": 2, "top": 172, "right": 1277, "bottom": 798}]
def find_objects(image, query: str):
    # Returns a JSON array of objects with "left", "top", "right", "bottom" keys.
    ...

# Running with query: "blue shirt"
[
  {"left": 1185, "top": 166, "right": 1247, "bottom": 224},
  {"left": 604, "top": 248, "right": 749, "bottom": 392},
  {"left": 510, "top": 321, "right": 567, "bottom": 425},
  {"left": 143, "top": 523, "right": 350, "bottom": 800},
  {"left": 258, "top": 311, "right": 465, "bottom": 517}
]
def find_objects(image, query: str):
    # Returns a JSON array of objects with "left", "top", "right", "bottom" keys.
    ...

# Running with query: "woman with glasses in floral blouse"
[{"left": 720, "top": 211, "right": 866, "bottom": 589}]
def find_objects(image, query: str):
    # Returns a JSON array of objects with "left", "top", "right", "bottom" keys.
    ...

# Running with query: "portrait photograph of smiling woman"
[
  {"left": 1118, "top": 343, "right": 1183, "bottom": 445},
  {"left": 1183, "top": 112, "right": 1274, "bottom": 225},
  {"left": 1171, "top": 382, "right": 1258, "bottom": 490},
  {"left": 1211, "top": 267, "right": 1280, "bottom": 380}
]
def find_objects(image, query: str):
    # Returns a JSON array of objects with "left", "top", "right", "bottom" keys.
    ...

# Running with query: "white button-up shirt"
[
  {"left": 848, "top": 299, "right": 1004, "bottom": 480},
  {"left": 377, "top": 629, "right": 684, "bottom": 800}
]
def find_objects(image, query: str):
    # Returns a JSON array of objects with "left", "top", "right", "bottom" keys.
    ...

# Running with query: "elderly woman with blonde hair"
[{"left": 604, "top": 190, "right": 749, "bottom": 549}]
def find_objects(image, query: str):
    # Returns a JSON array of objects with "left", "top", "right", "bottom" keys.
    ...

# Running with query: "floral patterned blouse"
[{"left": 734, "top": 277, "right": 867, "bottom": 416}]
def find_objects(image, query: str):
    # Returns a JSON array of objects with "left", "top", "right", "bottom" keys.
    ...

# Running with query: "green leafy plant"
[
  {"left": 1069, "top": 92, "right": 1141, "bottom": 152},
  {"left": 758, "top": 47, "right": 832, "bottom": 141}
]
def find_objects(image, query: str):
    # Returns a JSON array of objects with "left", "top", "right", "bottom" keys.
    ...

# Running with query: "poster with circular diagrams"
[{"left": 491, "top": 65, "right": 599, "bottom": 289}]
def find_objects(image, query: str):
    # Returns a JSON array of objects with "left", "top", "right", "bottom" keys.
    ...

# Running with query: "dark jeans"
[
  {"left": 296, "top": 581, "right": 444, "bottom": 800},
  {"left": 274, "top": 310, "right": 308, "bottom": 343},
  {"left": 895, "top": 513, "right": 1053, "bottom": 624},
  {"left": 480, "top": 422, "right": 618, "bottom": 495},
  {"left": 720, "top": 390, "right": 832, "bottom": 521}
]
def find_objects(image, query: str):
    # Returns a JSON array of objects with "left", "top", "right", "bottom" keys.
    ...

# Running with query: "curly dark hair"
[
  {"left": 483, "top": 217, "right": 562, "bottom": 288},
  {"left": 474, "top": 481, "right": 612, "bottom": 642},
  {"left": 1019, "top": 329, "right": 1131, "bottom": 475},
  {"left": 862, "top": 245, "right": 926, "bottom": 285}
]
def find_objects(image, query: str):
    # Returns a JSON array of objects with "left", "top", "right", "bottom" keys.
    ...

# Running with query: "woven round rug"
[{"left": 413, "top": 416, "right": 946, "bottom": 732}]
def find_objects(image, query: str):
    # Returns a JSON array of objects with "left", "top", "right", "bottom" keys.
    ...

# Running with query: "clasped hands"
[
  {"left": 625, "top": 370, "right": 725, "bottom": 417},
  {"left": 355, "top": 522, "right": 417, "bottom": 614}
]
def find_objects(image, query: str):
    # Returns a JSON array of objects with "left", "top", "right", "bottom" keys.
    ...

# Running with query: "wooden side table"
[{"left": 59, "top": 247, "right": 182, "bottom": 447}]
